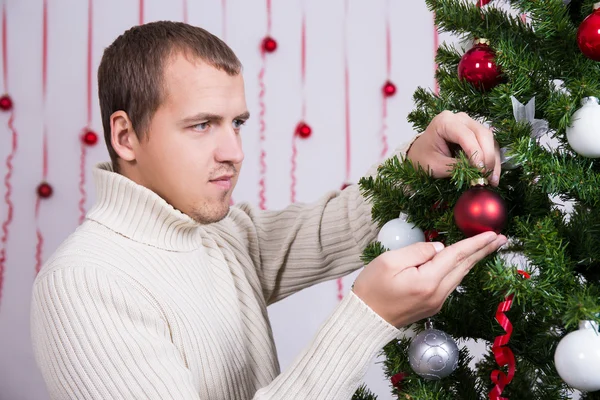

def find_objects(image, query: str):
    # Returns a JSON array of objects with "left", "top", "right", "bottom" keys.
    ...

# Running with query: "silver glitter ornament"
[{"left": 408, "top": 321, "right": 459, "bottom": 380}]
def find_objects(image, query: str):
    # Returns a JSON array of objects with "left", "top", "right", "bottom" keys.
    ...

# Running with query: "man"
[{"left": 30, "top": 21, "right": 506, "bottom": 399}]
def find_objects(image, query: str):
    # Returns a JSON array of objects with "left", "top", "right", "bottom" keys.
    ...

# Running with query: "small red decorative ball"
[
  {"left": 261, "top": 36, "right": 277, "bottom": 53},
  {"left": 383, "top": 81, "right": 397, "bottom": 97},
  {"left": 0, "top": 94, "right": 13, "bottom": 111},
  {"left": 37, "top": 182, "right": 53, "bottom": 199},
  {"left": 454, "top": 184, "right": 507, "bottom": 237},
  {"left": 82, "top": 130, "right": 98, "bottom": 146},
  {"left": 424, "top": 229, "right": 440, "bottom": 242},
  {"left": 295, "top": 122, "right": 312, "bottom": 139},
  {"left": 458, "top": 38, "right": 503, "bottom": 91},
  {"left": 577, "top": 5, "right": 600, "bottom": 61}
]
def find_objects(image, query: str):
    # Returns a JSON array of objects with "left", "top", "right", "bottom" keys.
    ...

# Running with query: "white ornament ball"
[
  {"left": 554, "top": 320, "right": 600, "bottom": 392},
  {"left": 377, "top": 215, "right": 425, "bottom": 251},
  {"left": 566, "top": 96, "right": 600, "bottom": 158}
]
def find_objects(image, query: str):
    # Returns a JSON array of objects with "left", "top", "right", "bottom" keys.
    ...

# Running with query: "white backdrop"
[{"left": 0, "top": 1, "right": 448, "bottom": 399}]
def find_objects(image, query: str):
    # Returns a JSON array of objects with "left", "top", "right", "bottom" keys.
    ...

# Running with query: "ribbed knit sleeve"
[
  {"left": 32, "top": 266, "right": 399, "bottom": 400},
  {"left": 254, "top": 291, "right": 400, "bottom": 399},
  {"left": 31, "top": 267, "right": 200, "bottom": 400},
  {"left": 228, "top": 136, "right": 421, "bottom": 304}
]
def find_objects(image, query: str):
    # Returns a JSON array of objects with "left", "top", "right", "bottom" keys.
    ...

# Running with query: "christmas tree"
[{"left": 355, "top": 0, "right": 600, "bottom": 399}]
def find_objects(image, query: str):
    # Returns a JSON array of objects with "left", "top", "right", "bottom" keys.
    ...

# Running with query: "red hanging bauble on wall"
[
  {"left": 476, "top": 0, "right": 492, "bottom": 6},
  {"left": 295, "top": 122, "right": 312, "bottom": 139},
  {"left": 382, "top": 81, "right": 397, "bottom": 97},
  {"left": 0, "top": 94, "right": 13, "bottom": 111},
  {"left": 577, "top": 3, "right": 600, "bottom": 61},
  {"left": 458, "top": 38, "right": 503, "bottom": 91},
  {"left": 454, "top": 179, "right": 507, "bottom": 237},
  {"left": 261, "top": 36, "right": 277, "bottom": 53},
  {"left": 37, "top": 182, "right": 53, "bottom": 199},
  {"left": 82, "top": 130, "right": 98, "bottom": 146}
]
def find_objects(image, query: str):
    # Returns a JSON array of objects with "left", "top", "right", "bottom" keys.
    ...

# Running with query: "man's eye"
[
  {"left": 193, "top": 122, "right": 210, "bottom": 131},
  {"left": 233, "top": 119, "right": 246, "bottom": 129}
]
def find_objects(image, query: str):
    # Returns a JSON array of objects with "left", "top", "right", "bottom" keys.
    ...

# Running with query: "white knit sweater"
[{"left": 30, "top": 141, "right": 415, "bottom": 399}]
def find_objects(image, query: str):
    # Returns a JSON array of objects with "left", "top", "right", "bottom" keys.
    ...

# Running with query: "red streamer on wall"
[
  {"left": 0, "top": 3, "right": 17, "bottom": 308},
  {"left": 221, "top": 0, "right": 227, "bottom": 42},
  {"left": 183, "top": 0, "right": 188, "bottom": 24},
  {"left": 78, "top": 0, "right": 94, "bottom": 224},
  {"left": 258, "top": 0, "right": 273, "bottom": 210},
  {"left": 35, "top": 0, "right": 50, "bottom": 275},
  {"left": 337, "top": 0, "right": 353, "bottom": 301},
  {"left": 380, "top": 0, "right": 392, "bottom": 161},
  {"left": 139, "top": 0, "right": 144, "bottom": 25},
  {"left": 290, "top": 7, "right": 308, "bottom": 203}
]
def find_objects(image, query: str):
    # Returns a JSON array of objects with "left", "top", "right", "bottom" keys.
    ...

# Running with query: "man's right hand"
[{"left": 352, "top": 231, "right": 507, "bottom": 328}]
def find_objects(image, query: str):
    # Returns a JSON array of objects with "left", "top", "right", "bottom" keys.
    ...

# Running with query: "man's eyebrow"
[
  {"left": 234, "top": 111, "right": 251, "bottom": 120},
  {"left": 179, "top": 111, "right": 250, "bottom": 125},
  {"left": 179, "top": 113, "right": 223, "bottom": 125}
]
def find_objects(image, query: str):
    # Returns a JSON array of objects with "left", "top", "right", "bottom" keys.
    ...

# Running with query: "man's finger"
[
  {"left": 419, "top": 231, "right": 498, "bottom": 284},
  {"left": 491, "top": 141, "right": 502, "bottom": 187},
  {"left": 380, "top": 242, "right": 444, "bottom": 276},
  {"left": 438, "top": 234, "right": 507, "bottom": 298},
  {"left": 438, "top": 118, "right": 484, "bottom": 169},
  {"left": 460, "top": 115, "right": 496, "bottom": 173},
  {"left": 429, "top": 154, "right": 457, "bottom": 179}
]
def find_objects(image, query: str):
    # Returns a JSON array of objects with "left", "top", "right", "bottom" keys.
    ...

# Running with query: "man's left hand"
[{"left": 406, "top": 111, "right": 501, "bottom": 186}]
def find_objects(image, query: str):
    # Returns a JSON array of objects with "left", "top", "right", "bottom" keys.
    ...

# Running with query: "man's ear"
[{"left": 110, "top": 111, "right": 139, "bottom": 162}]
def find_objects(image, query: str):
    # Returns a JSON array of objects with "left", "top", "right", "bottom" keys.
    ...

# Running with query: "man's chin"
[{"left": 190, "top": 202, "right": 230, "bottom": 225}]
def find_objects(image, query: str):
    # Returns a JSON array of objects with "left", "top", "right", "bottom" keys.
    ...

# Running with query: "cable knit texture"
[{"left": 30, "top": 139, "right": 418, "bottom": 399}]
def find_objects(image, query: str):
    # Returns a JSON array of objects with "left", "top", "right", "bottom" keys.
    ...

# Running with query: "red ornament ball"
[
  {"left": 295, "top": 122, "right": 312, "bottom": 139},
  {"left": 383, "top": 81, "right": 397, "bottom": 97},
  {"left": 424, "top": 229, "right": 440, "bottom": 242},
  {"left": 453, "top": 184, "right": 507, "bottom": 237},
  {"left": 37, "top": 182, "right": 53, "bottom": 199},
  {"left": 0, "top": 94, "right": 13, "bottom": 111},
  {"left": 82, "top": 130, "right": 98, "bottom": 146},
  {"left": 577, "top": 4, "right": 600, "bottom": 61},
  {"left": 261, "top": 36, "right": 277, "bottom": 53},
  {"left": 458, "top": 38, "right": 503, "bottom": 91}
]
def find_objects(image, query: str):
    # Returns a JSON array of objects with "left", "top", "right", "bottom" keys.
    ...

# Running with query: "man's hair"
[{"left": 98, "top": 21, "right": 242, "bottom": 171}]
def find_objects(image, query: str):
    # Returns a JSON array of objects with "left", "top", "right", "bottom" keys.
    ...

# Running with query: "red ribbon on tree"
[{"left": 488, "top": 269, "right": 530, "bottom": 400}]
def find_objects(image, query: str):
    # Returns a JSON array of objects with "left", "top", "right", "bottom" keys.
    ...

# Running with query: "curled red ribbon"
[{"left": 489, "top": 270, "right": 530, "bottom": 400}]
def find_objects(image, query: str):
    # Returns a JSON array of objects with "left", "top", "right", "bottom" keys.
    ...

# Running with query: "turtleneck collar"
[{"left": 85, "top": 162, "right": 203, "bottom": 252}]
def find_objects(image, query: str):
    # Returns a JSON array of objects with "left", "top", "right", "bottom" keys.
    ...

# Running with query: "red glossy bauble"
[
  {"left": 82, "top": 130, "right": 98, "bottom": 146},
  {"left": 295, "top": 122, "right": 312, "bottom": 139},
  {"left": 383, "top": 81, "right": 397, "bottom": 97},
  {"left": 577, "top": 4, "right": 600, "bottom": 61},
  {"left": 37, "top": 182, "right": 53, "bottom": 199},
  {"left": 0, "top": 94, "right": 13, "bottom": 111},
  {"left": 261, "top": 36, "right": 277, "bottom": 53},
  {"left": 454, "top": 184, "right": 507, "bottom": 237},
  {"left": 458, "top": 38, "right": 503, "bottom": 91},
  {"left": 424, "top": 229, "right": 440, "bottom": 242}
]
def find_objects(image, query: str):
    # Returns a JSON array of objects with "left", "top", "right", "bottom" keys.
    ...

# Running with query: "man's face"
[{"left": 133, "top": 53, "right": 247, "bottom": 224}]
